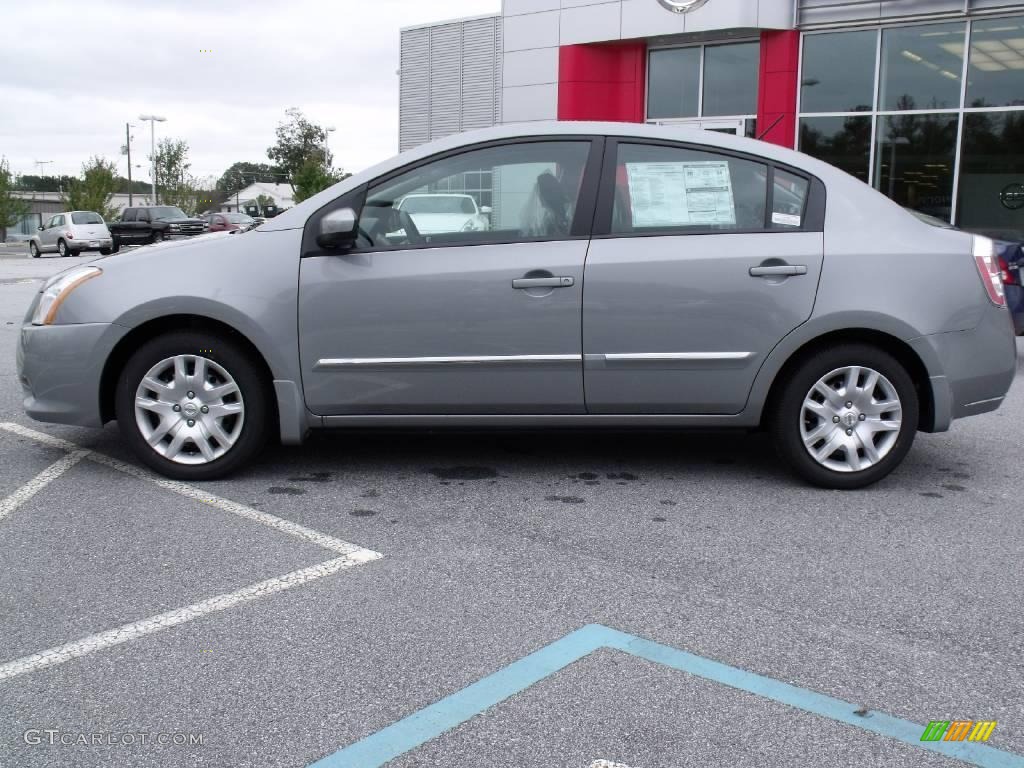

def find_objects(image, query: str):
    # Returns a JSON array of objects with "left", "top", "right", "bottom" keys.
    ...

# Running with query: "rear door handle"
[
  {"left": 512, "top": 276, "right": 575, "bottom": 289},
  {"left": 749, "top": 265, "right": 807, "bottom": 277}
]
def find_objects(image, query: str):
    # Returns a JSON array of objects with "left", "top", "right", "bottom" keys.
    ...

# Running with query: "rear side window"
[
  {"left": 71, "top": 212, "right": 104, "bottom": 225},
  {"left": 770, "top": 170, "right": 810, "bottom": 229},
  {"left": 610, "top": 143, "right": 768, "bottom": 234}
]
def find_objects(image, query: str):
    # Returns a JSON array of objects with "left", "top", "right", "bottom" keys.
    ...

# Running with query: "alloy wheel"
[
  {"left": 799, "top": 365, "right": 902, "bottom": 473},
  {"left": 134, "top": 354, "right": 245, "bottom": 465}
]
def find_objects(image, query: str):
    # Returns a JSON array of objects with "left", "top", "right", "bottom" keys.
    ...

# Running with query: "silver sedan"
[{"left": 16, "top": 122, "right": 1017, "bottom": 488}]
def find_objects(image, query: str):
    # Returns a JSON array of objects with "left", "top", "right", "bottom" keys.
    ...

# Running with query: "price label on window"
[{"left": 626, "top": 160, "right": 736, "bottom": 228}]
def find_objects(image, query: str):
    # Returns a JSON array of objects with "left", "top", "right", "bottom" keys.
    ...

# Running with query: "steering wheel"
[{"left": 367, "top": 207, "right": 423, "bottom": 247}]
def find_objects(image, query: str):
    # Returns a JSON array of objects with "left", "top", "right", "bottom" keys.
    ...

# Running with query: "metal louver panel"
[{"left": 398, "top": 15, "right": 501, "bottom": 151}]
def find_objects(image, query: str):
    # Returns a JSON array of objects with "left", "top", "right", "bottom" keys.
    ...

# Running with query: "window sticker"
[
  {"left": 625, "top": 160, "right": 736, "bottom": 228},
  {"left": 771, "top": 211, "right": 802, "bottom": 227}
]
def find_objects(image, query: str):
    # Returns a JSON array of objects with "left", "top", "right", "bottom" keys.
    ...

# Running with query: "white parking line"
[
  {"left": 0, "top": 422, "right": 367, "bottom": 555},
  {"left": 0, "top": 449, "right": 89, "bottom": 523},
  {"left": 0, "top": 554, "right": 373, "bottom": 682},
  {"left": 0, "top": 422, "right": 384, "bottom": 680}
]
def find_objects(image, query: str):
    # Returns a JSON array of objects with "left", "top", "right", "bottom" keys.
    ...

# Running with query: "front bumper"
[
  {"left": 1006, "top": 283, "right": 1024, "bottom": 336},
  {"left": 17, "top": 322, "right": 129, "bottom": 427}
]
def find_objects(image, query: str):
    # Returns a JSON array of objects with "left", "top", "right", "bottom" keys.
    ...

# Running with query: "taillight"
[
  {"left": 65, "top": 231, "right": 74, "bottom": 239},
  {"left": 973, "top": 235, "right": 1006, "bottom": 306},
  {"left": 998, "top": 255, "right": 1019, "bottom": 286}
]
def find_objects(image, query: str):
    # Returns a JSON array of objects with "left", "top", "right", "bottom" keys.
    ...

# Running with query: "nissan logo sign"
[
  {"left": 657, "top": 0, "right": 712, "bottom": 12},
  {"left": 1000, "top": 183, "right": 1024, "bottom": 211}
]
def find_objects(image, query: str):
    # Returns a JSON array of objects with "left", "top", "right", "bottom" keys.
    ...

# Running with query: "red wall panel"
[
  {"left": 757, "top": 30, "right": 801, "bottom": 148},
  {"left": 558, "top": 42, "right": 647, "bottom": 122}
]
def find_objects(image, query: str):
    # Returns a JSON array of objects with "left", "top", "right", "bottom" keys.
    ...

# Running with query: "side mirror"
[
  {"left": 480, "top": 206, "right": 492, "bottom": 215},
  {"left": 38, "top": 226, "right": 44, "bottom": 231},
  {"left": 317, "top": 207, "right": 358, "bottom": 249}
]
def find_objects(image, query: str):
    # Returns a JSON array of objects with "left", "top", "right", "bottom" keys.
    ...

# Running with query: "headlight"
[
  {"left": 31, "top": 266, "right": 102, "bottom": 326},
  {"left": 168, "top": 224, "right": 181, "bottom": 231},
  {"left": 462, "top": 218, "right": 480, "bottom": 232}
]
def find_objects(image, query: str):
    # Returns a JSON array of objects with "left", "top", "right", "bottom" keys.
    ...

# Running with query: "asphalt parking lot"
[{"left": 1, "top": 250, "right": 1023, "bottom": 768}]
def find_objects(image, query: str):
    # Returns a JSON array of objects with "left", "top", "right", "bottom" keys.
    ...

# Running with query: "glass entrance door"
[{"left": 648, "top": 118, "right": 746, "bottom": 136}]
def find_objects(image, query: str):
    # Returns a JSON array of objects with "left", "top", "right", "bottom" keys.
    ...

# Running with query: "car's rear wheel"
[
  {"left": 115, "top": 331, "right": 269, "bottom": 480},
  {"left": 772, "top": 344, "right": 919, "bottom": 489},
  {"left": 29, "top": 242, "right": 40, "bottom": 258}
]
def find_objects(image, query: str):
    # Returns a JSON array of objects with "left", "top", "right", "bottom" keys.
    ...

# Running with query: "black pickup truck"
[{"left": 108, "top": 206, "right": 206, "bottom": 251}]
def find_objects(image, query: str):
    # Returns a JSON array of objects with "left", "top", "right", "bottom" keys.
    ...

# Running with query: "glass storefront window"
[
  {"left": 874, "top": 113, "right": 958, "bottom": 221},
  {"left": 702, "top": 42, "right": 760, "bottom": 117},
  {"left": 798, "top": 116, "right": 872, "bottom": 183},
  {"left": 648, "top": 47, "right": 700, "bottom": 119},
  {"left": 801, "top": 30, "right": 877, "bottom": 113},
  {"left": 957, "top": 111, "right": 1024, "bottom": 241},
  {"left": 879, "top": 22, "right": 965, "bottom": 111},
  {"left": 967, "top": 16, "right": 1024, "bottom": 108}
]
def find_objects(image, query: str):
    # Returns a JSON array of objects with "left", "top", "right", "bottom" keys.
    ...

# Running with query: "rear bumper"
[
  {"left": 17, "top": 322, "right": 128, "bottom": 427},
  {"left": 67, "top": 238, "right": 112, "bottom": 251},
  {"left": 913, "top": 304, "right": 1017, "bottom": 431}
]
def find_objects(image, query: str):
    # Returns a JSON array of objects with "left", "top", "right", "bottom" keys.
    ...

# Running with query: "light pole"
[
  {"left": 138, "top": 114, "right": 166, "bottom": 204},
  {"left": 32, "top": 160, "right": 53, "bottom": 201}
]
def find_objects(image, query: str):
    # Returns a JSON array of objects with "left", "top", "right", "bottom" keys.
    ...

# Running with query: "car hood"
[
  {"left": 155, "top": 217, "right": 206, "bottom": 225},
  {"left": 405, "top": 212, "right": 474, "bottom": 232},
  {"left": 92, "top": 231, "right": 236, "bottom": 267}
]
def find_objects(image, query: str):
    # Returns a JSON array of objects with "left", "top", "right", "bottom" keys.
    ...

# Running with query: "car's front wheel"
[
  {"left": 115, "top": 331, "right": 269, "bottom": 480},
  {"left": 152, "top": 230, "right": 164, "bottom": 244},
  {"left": 29, "top": 242, "right": 40, "bottom": 258},
  {"left": 57, "top": 239, "right": 69, "bottom": 257},
  {"left": 772, "top": 344, "right": 919, "bottom": 489}
]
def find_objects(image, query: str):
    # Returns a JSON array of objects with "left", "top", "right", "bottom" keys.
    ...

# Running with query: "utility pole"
[{"left": 125, "top": 123, "right": 133, "bottom": 207}]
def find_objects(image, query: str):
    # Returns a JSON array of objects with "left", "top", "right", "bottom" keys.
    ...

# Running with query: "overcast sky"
[{"left": 0, "top": 0, "right": 499, "bottom": 184}]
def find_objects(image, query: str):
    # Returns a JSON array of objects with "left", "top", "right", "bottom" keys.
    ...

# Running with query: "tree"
[
  {"left": 152, "top": 138, "right": 200, "bottom": 212},
  {"left": 292, "top": 156, "right": 341, "bottom": 203},
  {"left": 216, "top": 162, "right": 285, "bottom": 195},
  {"left": 63, "top": 156, "right": 120, "bottom": 221},
  {"left": 0, "top": 158, "right": 29, "bottom": 236},
  {"left": 267, "top": 109, "right": 336, "bottom": 191}
]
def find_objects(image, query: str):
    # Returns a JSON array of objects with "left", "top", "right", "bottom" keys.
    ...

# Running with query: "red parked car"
[{"left": 207, "top": 213, "right": 255, "bottom": 232}]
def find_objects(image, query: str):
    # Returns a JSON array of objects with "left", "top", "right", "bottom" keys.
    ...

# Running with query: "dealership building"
[{"left": 399, "top": 0, "right": 1024, "bottom": 240}]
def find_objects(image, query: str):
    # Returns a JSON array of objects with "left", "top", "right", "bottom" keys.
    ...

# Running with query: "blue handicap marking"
[{"left": 308, "top": 624, "right": 1024, "bottom": 768}]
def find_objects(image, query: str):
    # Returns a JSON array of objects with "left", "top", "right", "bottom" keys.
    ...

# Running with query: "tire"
[
  {"left": 151, "top": 230, "right": 164, "bottom": 244},
  {"left": 99, "top": 247, "right": 112, "bottom": 256},
  {"left": 29, "top": 242, "right": 40, "bottom": 258},
  {"left": 110, "top": 240, "right": 120, "bottom": 254},
  {"left": 115, "top": 331, "right": 270, "bottom": 480},
  {"left": 57, "top": 239, "right": 69, "bottom": 257},
  {"left": 771, "top": 344, "right": 919, "bottom": 489}
]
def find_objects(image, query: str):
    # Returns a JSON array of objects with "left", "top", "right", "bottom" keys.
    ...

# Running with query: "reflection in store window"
[
  {"left": 874, "top": 113, "right": 958, "bottom": 222},
  {"left": 958, "top": 111, "right": 1024, "bottom": 242},
  {"left": 878, "top": 22, "right": 965, "bottom": 111},
  {"left": 801, "top": 30, "right": 877, "bottom": 113},
  {"left": 799, "top": 115, "right": 872, "bottom": 183},
  {"left": 967, "top": 16, "right": 1024, "bottom": 108}
]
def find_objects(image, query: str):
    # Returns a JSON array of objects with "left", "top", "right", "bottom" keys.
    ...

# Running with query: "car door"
[
  {"left": 40, "top": 216, "right": 58, "bottom": 251},
  {"left": 45, "top": 215, "right": 64, "bottom": 251},
  {"left": 298, "top": 137, "right": 602, "bottom": 415},
  {"left": 582, "top": 139, "right": 825, "bottom": 414}
]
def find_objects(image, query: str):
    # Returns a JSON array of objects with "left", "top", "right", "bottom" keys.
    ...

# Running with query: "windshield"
[
  {"left": 71, "top": 212, "right": 104, "bottom": 225},
  {"left": 225, "top": 213, "right": 254, "bottom": 224},
  {"left": 399, "top": 196, "right": 475, "bottom": 215},
  {"left": 149, "top": 206, "right": 188, "bottom": 220}
]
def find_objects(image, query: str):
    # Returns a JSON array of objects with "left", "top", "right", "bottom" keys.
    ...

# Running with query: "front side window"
[
  {"left": 54, "top": 215, "right": 65, "bottom": 227},
  {"left": 610, "top": 143, "right": 768, "bottom": 234},
  {"left": 358, "top": 141, "right": 591, "bottom": 250},
  {"left": 149, "top": 206, "right": 186, "bottom": 220}
]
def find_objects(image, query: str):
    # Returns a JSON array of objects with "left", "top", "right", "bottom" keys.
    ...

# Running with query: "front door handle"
[
  {"left": 749, "top": 265, "right": 807, "bottom": 277},
  {"left": 512, "top": 276, "right": 574, "bottom": 289}
]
